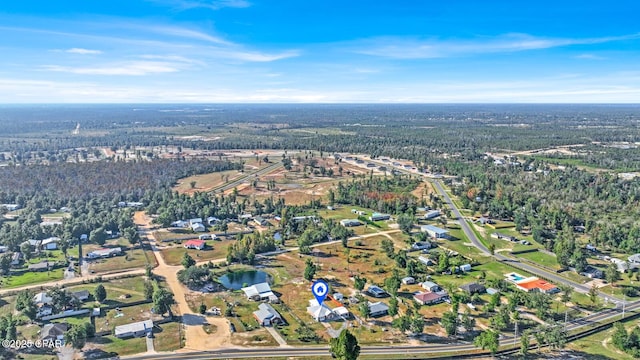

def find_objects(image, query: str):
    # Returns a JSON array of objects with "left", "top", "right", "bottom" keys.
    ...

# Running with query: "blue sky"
[{"left": 1, "top": 0, "right": 639, "bottom": 103}]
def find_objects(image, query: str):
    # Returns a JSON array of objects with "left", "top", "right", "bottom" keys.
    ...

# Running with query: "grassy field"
[
  {"left": 66, "top": 276, "right": 150, "bottom": 306},
  {"left": 160, "top": 242, "right": 230, "bottom": 265},
  {"left": 89, "top": 247, "right": 156, "bottom": 274},
  {"left": 567, "top": 318, "right": 640, "bottom": 359},
  {"left": 516, "top": 250, "right": 562, "bottom": 270},
  {"left": 91, "top": 334, "right": 148, "bottom": 357},
  {"left": 174, "top": 169, "right": 246, "bottom": 194},
  {"left": 153, "top": 321, "right": 183, "bottom": 352},
  {"left": 1, "top": 268, "right": 64, "bottom": 288}
]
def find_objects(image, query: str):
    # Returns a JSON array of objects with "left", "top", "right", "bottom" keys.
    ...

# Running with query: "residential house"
[
  {"left": 0, "top": 246, "right": 7, "bottom": 253},
  {"left": 33, "top": 292, "right": 53, "bottom": 306},
  {"left": 491, "top": 232, "right": 517, "bottom": 242},
  {"left": 28, "top": 261, "right": 51, "bottom": 272},
  {"left": 206, "top": 216, "right": 220, "bottom": 226},
  {"left": 459, "top": 283, "right": 486, "bottom": 294},
  {"left": 183, "top": 239, "right": 206, "bottom": 250},
  {"left": 253, "top": 216, "right": 268, "bottom": 226},
  {"left": 170, "top": 220, "right": 189, "bottom": 228},
  {"left": 307, "top": 299, "right": 350, "bottom": 322},
  {"left": 414, "top": 292, "right": 448, "bottom": 306},
  {"left": 10, "top": 252, "right": 23, "bottom": 267},
  {"left": 114, "top": 319, "right": 153, "bottom": 338},
  {"left": 366, "top": 285, "right": 388, "bottom": 298},
  {"left": 189, "top": 218, "right": 203, "bottom": 225},
  {"left": 369, "top": 213, "right": 391, "bottom": 221},
  {"left": 191, "top": 222, "right": 206, "bottom": 232},
  {"left": 41, "top": 323, "right": 68, "bottom": 342},
  {"left": 580, "top": 266, "right": 603, "bottom": 279},
  {"left": 253, "top": 303, "right": 283, "bottom": 326},
  {"left": 424, "top": 210, "right": 440, "bottom": 220},
  {"left": 241, "top": 283, "right": 275, "bottom": 301},
  {"left": 71, "top": 290, "right": 90, "bottom": 302},
  {"left": 420, "top": 225, "right": 449, "bottom": 239},
  {"left": 41, "top": 237, "right": 59, "bottom": 250},
  {"left": 198, "top": 234, "right": 212, "bottom": 240},
  {"left": 402, "top": 277, "right": 415, "bottom": 285},
  {"left": 368, "top": 301, "right": 389, "bottom": 317},
  {"left": 410, "top": 242, "right": 432, "bottom": 251},
  {"left": 418, "top": 255, "right": 434, "bottom": 266},
  {"left": 459, "top": 264, "right": 472, "bottom": 272},
  {"left": 421, "top": 281, "right": 441, "bottom": 293},
  {"left": 87, "top": 247, "right": 122, "bottom": 259},
  {"left": 629, "top": 254, "right": 640, "bottom": 264},
  {"left": 340, "top": 219, "right": 362, "bottom": 227},
  {"left": 0, "top": 204, "right": 20, "bottom": 211},
  {"left": 514, "top": 278, "right": 560, "bottom": 294}
]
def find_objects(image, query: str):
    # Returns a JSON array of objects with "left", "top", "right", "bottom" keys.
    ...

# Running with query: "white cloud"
[
  {"left": 42, "top": 61, "right": 183, "bottom": 76},
  {"left": 65, "top": 48, "right": 102, "bottom": 55},
  {"left": 350, "top": 33, "right": 640, "bottom": 59},
  {"left": 150, "top": 0, "right": 250, "bottom": 11},
  {"left": 575, "top": 54, "right": 606, "bottom": 60}
]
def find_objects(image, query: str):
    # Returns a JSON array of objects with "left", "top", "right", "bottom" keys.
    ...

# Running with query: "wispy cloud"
[
  {"left": 42, "top": 61, "right": 184, "bottom": 76},
  {"left": 65, "top": 48, "right": 102, "bottom": 55},
  {"left": 350, "top": 33, "right": 640, "bottom": 59},
  {"left": 149, "top": 0, "right": 250, "bottom": 11},
  {"left": 575, "top": 53, "right": 606, "bottom": 60}
]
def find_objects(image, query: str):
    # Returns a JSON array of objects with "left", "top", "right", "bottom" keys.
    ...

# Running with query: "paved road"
[
  {"left": 122, "top": 296, "right": 640, "bottom": 360},
  {"left": 431, "top": 179, "right": 625, "bottom": 305},
  {"left": 349, "top": 155, "right": 625, "bottom": 304}
]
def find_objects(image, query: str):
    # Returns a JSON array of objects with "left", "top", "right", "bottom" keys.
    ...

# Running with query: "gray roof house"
[
  {"left": 368, "top": 301, "right": 389, "bottom": 317},
  {"left": 459, "top": 283, "right": 486, "bottom": 294},
  {"left": 72, "top": 290, "right": 90, "bottom": 302},
  {"left": 253, "top": 303, "right": 283, "bottom": 326},
  {"left": 41, "top": 323, "right": 68, "bottom": 342}
]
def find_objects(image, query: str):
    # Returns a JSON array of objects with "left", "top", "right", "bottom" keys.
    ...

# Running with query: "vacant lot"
[
  {"left": 154, "top": 321, "right": 183, "bottom": 352},
  {"left": 88, "top": 247, "right": 156, "bottom": 274},
  {"left": 160, "top": 241, "right": 230, "bottom": 266}
]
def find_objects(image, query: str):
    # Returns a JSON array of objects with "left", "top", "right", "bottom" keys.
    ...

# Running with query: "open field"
[
  {"left": 154, "top": 321, "right": 184, "bottom": 352},
  {"left": 2, "top": 268, "right": 64, "bottom": 288},
  {"left": 160, "top": 241, "right": 230, "bottom": 266},
  {"left": 90, "top": 334, "right": 148, "bottom": 357},
  {"left": 88, "top": 247, "right": 156, "bottom": 274},
  {"left": 66, "top": 276, "right": 151, "bottom": 306}
]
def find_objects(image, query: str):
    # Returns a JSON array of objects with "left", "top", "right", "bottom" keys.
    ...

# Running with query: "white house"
[
  {"left": 87, "top": 247, "right": 122, "bottom": 259},
  {"left": 424, "top": 210, "right": 440, "bottom": 220},
  {"left": 241, "top": 283, "right": 275, "bottom": 301},
  {"left": 191, "top": 223, "right": 206, "bottom": 232},
  {"left": 114, "top": 320, "right": 153, "bottom": 338},
  {"left": 183, "top": 239, "right": 206, "bottom": 250},
  {"left": 41, "top": 237, "right": 60, "bottom": 250},
  {"left": 33, "top": 292, "right": 53, "bottom": 306},
  {"left": 420, "top": 225, "right": 449, "bottom": 239},
  {"left": 402, "top": 276, "right": 416, "bottom": 285},
  {"left": 459, "top": 264, "right": 472, "bottom": 272}
]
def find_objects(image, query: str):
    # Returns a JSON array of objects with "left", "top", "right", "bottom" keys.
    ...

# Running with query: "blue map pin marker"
[{"left": 311, "top": 280, "right": 329, "bottom": 306}]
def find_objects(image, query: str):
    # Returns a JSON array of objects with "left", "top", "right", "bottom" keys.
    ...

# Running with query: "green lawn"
[
  {"left": 568, "top": 319, "right": 640, "bottom": 359},
  {"left": 160, "top": 241, "right": 230, "bottom": 266},
  {"left": 1, "top": 268, "right": 64, "bottom": 288},
  {"left": 516, "top": 250, "right": 561, "bottom": 270},
  {"left": 93, "top": 335, "right": 148, "bottom": 356},
  {"left": 89, "top": 247, "right": 156, "bottom": 273}
]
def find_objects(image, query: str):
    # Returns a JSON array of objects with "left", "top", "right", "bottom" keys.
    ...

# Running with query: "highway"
[
  {"left": 121, "top": 299, "right": 640, "bottom": 360},
  {"left": 346, "top": 155, "right": 624, "bottom": 304},
  {"left": 430, "top": 179, "right": 625, "bottom": 305}
]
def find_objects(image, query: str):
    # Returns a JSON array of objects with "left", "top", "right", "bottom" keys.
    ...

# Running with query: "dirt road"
[{"left": 133, "top": 212, "right": 232, "bottom": 351}]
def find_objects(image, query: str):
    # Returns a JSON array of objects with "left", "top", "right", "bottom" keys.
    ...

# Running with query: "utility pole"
[{"left": 514, "top": 320, "right": 518, "bottom": 347}]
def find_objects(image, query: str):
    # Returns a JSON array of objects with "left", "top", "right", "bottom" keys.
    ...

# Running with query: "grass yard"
[
  {"left": 567, "top": 319, "right": 640, "bottom": 360},
  {"left": 94, "top": 303, "right": 160, "bottom": 333},
  {"left": 66, "top": 276, "right": 150, "bottom": 305},
  {"left": 89, "top": 247, "right": 156, "bottom": 274},
  {"left": 153, "top": 321, "right": 183, "bottom": 352},
  {"left": 2, "top": 268, "right": 64, "bottom": 288},
  {"left": 91, "top": 335, "right": 148, "bottom": 357},
  {"left": 160, "top": 241, "right": 230, "bottom": 266},
  {"left": 516, "top": 250, "right": 562, "bottom": 270}
]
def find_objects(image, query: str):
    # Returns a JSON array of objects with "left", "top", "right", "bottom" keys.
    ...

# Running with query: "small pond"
[{"left": 218, "top": 270, "right": 269, "bottom": 290}]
